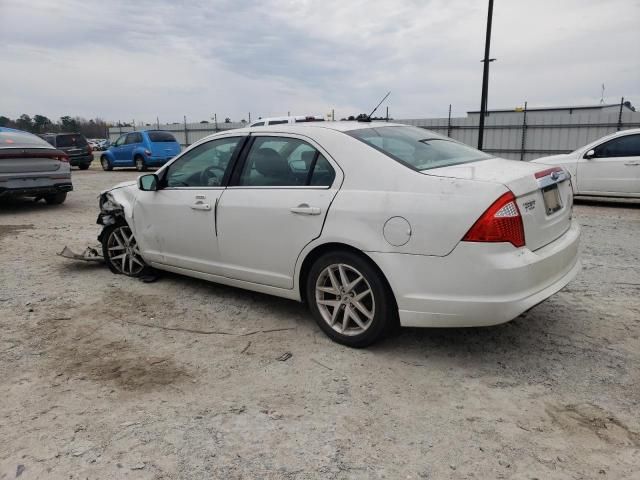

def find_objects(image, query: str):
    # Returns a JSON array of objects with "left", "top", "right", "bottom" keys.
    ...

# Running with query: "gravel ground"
[{"left": 1, "top": 161, "right": 639, "bottom": 479}]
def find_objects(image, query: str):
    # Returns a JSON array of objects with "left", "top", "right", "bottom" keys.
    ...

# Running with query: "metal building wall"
[{"left": 109, "top": 110, "right": 640, "bottom": 161}]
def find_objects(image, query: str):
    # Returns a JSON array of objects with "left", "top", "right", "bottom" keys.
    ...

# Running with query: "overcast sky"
[{"left": 1, "top": 0, "right": 638, "bottom": 123}]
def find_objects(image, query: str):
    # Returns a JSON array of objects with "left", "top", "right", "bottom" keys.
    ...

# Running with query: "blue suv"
[{"left": 100, "top": 130, "right": 181, "bottom": 171}]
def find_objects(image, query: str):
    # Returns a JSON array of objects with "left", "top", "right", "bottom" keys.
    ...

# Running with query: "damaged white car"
[{"left": 97, "top": 122, "right": 580, "bottom": 347}]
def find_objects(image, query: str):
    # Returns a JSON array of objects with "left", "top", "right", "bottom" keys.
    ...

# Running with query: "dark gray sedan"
[{"left": 0, "top": 127, "right": 72, "bottom": 204}]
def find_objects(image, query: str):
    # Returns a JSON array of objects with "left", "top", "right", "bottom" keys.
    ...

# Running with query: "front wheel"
[
  {"left": 101, "top": 223, "right": 148, "bottom": 277},
  {"left": 306, "top": 251, "right": 396, "bottom": 347}
]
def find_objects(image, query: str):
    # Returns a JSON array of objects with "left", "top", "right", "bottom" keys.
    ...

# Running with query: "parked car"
[
  {"left": 0, "top": 127, "right": 72, "bottom": 204},
  {"left": 249, "top": 115, "right": 325, "bottom": 127},
  {"left": 39, "top": 132, "right": 93, "bottom": 170},
  {"left": 100, "top": 130, "right": 181, "bottom": 171},
  {"left": 97, "top": 122, "right": 580, "bottom": 347},
  {"left": 96, "top": 139, "right": 109, "bottom": 151},
  {"left": 532, "top": 128, "right": 640, "bottom": 198}
]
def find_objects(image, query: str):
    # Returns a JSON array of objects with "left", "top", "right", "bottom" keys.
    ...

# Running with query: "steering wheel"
[{"left": 199, "top": 165, "right": 226, "bottom": 186}]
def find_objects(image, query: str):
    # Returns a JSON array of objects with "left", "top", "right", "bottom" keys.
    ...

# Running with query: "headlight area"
[{"left": 97, "top": 192, "right": 124, "bottom": 228}]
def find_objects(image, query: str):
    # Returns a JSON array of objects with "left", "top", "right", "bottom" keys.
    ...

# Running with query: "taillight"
[
  {"left": 462, "top": 191, "right": 525, "bottom": 248},
  {"left": 58, "top": 154, "right": 69, "bottom": 163},
  {"left": 87, "top": 145, "right": 93, "bottom": 154},
  {"left": 144, "top": 149, "right": 152, "bottom": 156}
]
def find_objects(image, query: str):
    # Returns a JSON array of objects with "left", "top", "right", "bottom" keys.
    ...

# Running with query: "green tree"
[
  {"left": 16, "top": 114, "right": 33, "bottom": 132},
  {"left": 0, "top": 116, "right": 12, "bottom": 127},
  {"left": 32, "top": 115, "right": 52, "bottom": 133}
]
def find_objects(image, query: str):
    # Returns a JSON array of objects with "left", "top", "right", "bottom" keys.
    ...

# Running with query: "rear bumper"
[
  {"left": 367, "top": 219, "right": 581, "bottom": 327},
  {"left": 0, "top": 176, "right": 73, "bottom": 197},
  {"left": 146, "top": 155, "right": 173, "bottom": 166},
  {"left": 69, "top": 154, "right": 93, "bottom": 166}
]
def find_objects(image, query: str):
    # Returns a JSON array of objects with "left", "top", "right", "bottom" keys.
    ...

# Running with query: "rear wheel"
[
  {"left": 306, "top": 250, "right": 395, "bottom": 347},
  {"left": 135, "top": 155, "right": 147, "bottom": 172},
  {"left": 44, "top": 192, "right": 67, "bottom": 205},
  {"left": 101, "top": 223, "right": 147, "bottom": 277},
  {"left": 101, "top": 156, "right": 113, "bottom": 171},
  {"left": 78, "top": 163, "right": 90, "bottom": 170}
]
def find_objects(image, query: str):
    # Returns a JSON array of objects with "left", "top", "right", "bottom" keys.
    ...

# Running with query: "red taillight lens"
[
  {"left": 58, "top": 154, "right": 69, "bottom": 163},
  {"left": 462, "top": 191, "right": 525, "bottom": 248},
  {"left": 87, "top": 145, "right": 93, "bottom": 154},
  {"left": 144, "top": 149, "right": 152, "bottom": 156}
]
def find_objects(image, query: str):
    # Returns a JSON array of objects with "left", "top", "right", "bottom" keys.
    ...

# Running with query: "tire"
[
  {"left": 101, "top": 156, "right": 113, "bottom": 171},
  {"left": 306, "top": 250, "right": 396, "bottom": 348},
  {"left": 44, "top": 192, "right": 67, "bottom": 205},
  {"left": 101, "top": 222, "right": 148, "bottom": 277},
  {"left": 135, "top": 156, "right": 147, "bottom": 172},
  {"left": 78, "top": 163, "right": 90, "bottom": 170}
]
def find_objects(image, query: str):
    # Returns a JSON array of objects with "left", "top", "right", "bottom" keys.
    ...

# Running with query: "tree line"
[{"left": 0, "top": 114, "right": 109, "bottom": 139}]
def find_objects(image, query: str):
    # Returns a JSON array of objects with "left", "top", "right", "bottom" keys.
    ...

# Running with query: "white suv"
[{"left": 249, "top": 115, "right": 325, "bottom": 127}]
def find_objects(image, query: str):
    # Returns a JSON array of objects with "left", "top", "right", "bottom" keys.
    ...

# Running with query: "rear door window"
[
  {"left": 125, "top": 133, "right": 142, "bottom": 144},
  {"left": 237, "top": 136, "right": 335, "bottom": 187}
]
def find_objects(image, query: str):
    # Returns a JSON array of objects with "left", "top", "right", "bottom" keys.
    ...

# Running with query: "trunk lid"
[
  {"left": 0, "top": 149, "right": 64, "bottom": 174},
  {"left": 426, "top": 158, "right": 573, "bottom": 251}
]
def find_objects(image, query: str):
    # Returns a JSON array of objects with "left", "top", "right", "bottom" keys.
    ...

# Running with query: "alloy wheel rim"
[
  {"left": 315, "top": 263, "right": 375, "bottom": 336},
  {"left": 136, "top": 158, "right": 143, "bottom": 170},
  {"left": 107, "top": 225, "right": 145, "bottom": 276},
  {"left": 101, "top": 158, "right": 108, "bottom": 169}
]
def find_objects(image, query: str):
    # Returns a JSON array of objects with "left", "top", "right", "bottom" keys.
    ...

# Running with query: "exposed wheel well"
[{"left": 298, "top": 242, "right": 398, "bottom": 312}]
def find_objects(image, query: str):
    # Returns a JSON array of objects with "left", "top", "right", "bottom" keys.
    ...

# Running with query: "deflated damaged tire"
[
  {"left": 306, "top": 250, "right": 397, "bottom": 348},
  {"left": 101, "top": 222, "right": 148, "bottom": 277}
]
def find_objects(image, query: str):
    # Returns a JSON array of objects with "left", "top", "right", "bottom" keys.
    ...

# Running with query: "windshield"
[
  {"left": 347, "top": 126, "right": 492, "bottom": 171},
  {"left": 56, "top": 134, "right": 88, "bottom": 148},
  {"left": 147, "top": 131, "right": 177, "bottom": 142}
]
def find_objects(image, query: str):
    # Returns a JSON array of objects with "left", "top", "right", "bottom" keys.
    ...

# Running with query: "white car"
[
  {"left": 532, "top": 128, "right": 640, "bottom": 198},
  {"left": 97, "top": 122, "right": 580, "bottom": 347}
]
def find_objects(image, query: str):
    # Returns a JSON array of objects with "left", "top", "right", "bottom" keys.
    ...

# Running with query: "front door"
[
  {"left": 578, "top": 133, "right": 640, "bottom": 195},
  {"left": 133, "top": 136, "right": 245, "bottom": 273},
  {"left": 110, "top": 134, "right": 127, "bottom": 161},
  {"left": 216, "top": 134, "right": 341, "bottom": 289}
]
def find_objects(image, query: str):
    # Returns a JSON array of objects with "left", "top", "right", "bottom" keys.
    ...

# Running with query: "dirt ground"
[{"left": 1, "top": 160, "right": 639, "bottom": 479}]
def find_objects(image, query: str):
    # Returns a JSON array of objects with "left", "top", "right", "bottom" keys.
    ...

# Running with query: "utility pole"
[{"left": 477, "top": 0, "right": 495, "bottom": 150}]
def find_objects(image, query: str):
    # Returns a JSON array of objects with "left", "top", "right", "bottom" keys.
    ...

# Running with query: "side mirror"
[
  {"left": 584, "top": 149, "right": 595, "bottom": 159},
  {"left": 139, "top": 173, "right": 159, "bottom": 191}
]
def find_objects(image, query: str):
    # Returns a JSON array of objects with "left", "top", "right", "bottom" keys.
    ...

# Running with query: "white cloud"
[{"left": 0, "top": 0, "right": 638, "bottom": 123}]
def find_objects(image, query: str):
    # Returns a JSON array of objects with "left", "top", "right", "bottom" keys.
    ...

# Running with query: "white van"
[{"left": 249, "top": 115, "right": 325, "bottom": 127}]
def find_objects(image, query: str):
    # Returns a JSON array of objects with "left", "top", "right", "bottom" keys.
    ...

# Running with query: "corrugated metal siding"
[{"left": 110, "top": 110, "right": 640, "bottom": 160}]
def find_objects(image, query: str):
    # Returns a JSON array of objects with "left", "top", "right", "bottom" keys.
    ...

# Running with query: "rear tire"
[
  {"left": 306, "top": 250, "right": 396, "bottom": 348},
  {"left": 44, "top": 192, "right": 67, "bottom": 205},
  {"left": 101, "top": 222, "right": 148, "bottom": 277},
  {"left": 78, "top": 163, "right": 90, "bottom": 170},
  {"left": 135, "top": 156, "right": 147, "bottom": 172},
  {"left": 101, "top": 156, "right": 113, "bottom": 171}
]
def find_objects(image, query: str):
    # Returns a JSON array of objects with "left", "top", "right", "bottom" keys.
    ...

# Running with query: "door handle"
[
  {"left": 624, "top": 162, "right": 640, "bottom": 166},
  {"left": 290, "top": 203, "right": 321, "bottom": 215},
  {"left": 191, "top": 201, "right": 211, "bottom": 211}
]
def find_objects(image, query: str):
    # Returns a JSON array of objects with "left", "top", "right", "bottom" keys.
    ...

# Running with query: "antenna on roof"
[{"left": 367, "top": 91, "right": 391, "bottom": 119}]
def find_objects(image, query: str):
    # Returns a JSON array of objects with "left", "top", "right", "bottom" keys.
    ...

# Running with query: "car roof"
[{"left": 231, "top": 120, "right": 407, "bottom": 135}]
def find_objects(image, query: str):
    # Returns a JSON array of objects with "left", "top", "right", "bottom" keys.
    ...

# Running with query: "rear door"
[
  {"left": 578, "top": 133, "right": 640, "bottom": 195},
  {"left": 216, "top": 134, "right": 341, "bottom": 289}
]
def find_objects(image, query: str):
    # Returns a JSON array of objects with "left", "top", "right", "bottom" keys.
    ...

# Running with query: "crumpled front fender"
[{"left": 97, "top": 182, "right": 138, "bottom": 241}]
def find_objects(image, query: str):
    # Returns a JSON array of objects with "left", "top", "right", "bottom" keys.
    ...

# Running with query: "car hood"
[{"left": 101, "top": 180, "right": 137, "bottom": 196}]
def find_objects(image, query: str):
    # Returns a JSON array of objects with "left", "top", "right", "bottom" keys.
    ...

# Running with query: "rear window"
[
  {"left": 56, "top": 134, "right": 88, "bottom": 148},
  {"left": 347, "top": 126, "right": 492, "bottom": 171},
  {"left": 147, "top": 131, "right": 177, "bottom": 142},
  {"left": 0, "top": 130, "right": 54, "bottom": 149},
  {"left": 267, "top": 120, "right": 289, "bottom": 125}
]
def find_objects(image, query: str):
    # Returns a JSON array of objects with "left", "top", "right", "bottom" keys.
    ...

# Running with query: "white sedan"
[
  {"left": 532, "top": 128, "right": 640, "bottom": 198},
  {"left": 97, "top": 122, "right": 580, "bottom": 347}
]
